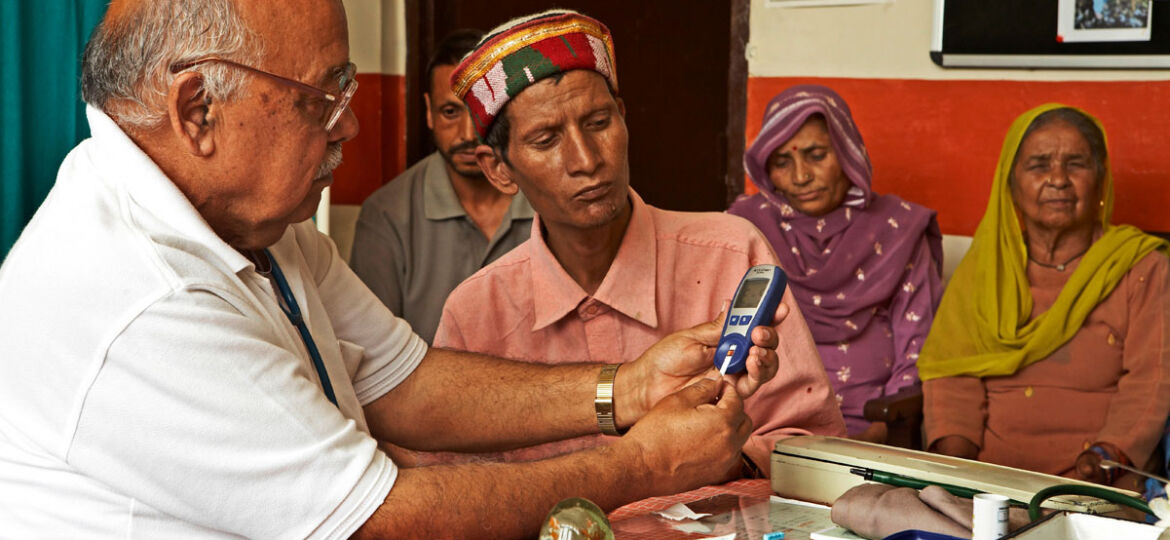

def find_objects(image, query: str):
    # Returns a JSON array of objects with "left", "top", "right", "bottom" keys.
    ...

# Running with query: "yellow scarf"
[{"left": 918, "top": 103, "right": 1168, "bottom": 380}]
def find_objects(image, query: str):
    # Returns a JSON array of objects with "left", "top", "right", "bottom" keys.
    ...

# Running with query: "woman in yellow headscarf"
[{"left": 919, "top": 104, "right": 1170, "bottom": 488}]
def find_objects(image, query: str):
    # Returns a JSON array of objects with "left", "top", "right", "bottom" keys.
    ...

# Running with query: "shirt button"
[
  {"left": 1024, "top": 386, "right": 1034, "bottom": 398},
  {"left": 1107, "top": 333, "right": 1116, "bottom": 346}
]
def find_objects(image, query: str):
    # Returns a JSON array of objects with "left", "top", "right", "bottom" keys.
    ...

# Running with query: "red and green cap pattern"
[{"left": 449, "top": 9, "right": 618, "bottom": 140}]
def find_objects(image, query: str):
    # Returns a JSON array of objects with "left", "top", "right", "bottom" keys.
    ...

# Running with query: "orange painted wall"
[
  {"left": 331, "top": 73, "right": 407, "bottom": 205},
  {"left": 747, "top": 77, "right": 1170, "bottom": 236}
]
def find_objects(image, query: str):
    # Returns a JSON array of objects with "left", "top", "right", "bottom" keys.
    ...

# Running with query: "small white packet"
[{"left": 654, "top": 503, "right": 712, "bottom": 521}]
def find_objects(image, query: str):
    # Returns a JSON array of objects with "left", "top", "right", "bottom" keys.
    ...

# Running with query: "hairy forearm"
[
  {"left": 353, "top": 441, "right": 654, "bottom": 539},
  {"left": 357, "top": 371, "right": 754, "bottom": 538},
  {"left": 366, "top": 348, "right": 624, "bottom": 452}
]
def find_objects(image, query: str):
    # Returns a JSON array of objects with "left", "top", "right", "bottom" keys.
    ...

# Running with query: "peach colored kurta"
[
  {"left": 925, "top": 251, "right": 1170, "bottom": 477},
  {"left": 434, "top": 190, "right": 846, "bottom": 470}
]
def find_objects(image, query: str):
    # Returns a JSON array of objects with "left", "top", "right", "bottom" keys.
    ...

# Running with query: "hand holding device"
[{"left": 715, "top": 264, "right": 787, "bottom": 375}]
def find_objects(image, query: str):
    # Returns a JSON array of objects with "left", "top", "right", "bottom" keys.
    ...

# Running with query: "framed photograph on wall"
[{"left": 1058, "top": 0, "right": 1153, "bottom": 42}]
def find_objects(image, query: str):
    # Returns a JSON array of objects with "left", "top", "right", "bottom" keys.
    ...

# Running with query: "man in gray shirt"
[{"left": 350, "top": 29, "right": 533, "bottom": 343}]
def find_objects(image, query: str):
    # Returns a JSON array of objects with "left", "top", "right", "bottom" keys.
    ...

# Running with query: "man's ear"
[
  {"left": 167, "top": 72, "right": 215, "bottom": 157},
  {"left": 475, "top": 144, "right": 519, "bottom": 196},
  {"left": 424, "top": 92, "right": 434, "bottom": 130},
  {"left": 615, "top": 96, "right": 626, "bottom": 118}
]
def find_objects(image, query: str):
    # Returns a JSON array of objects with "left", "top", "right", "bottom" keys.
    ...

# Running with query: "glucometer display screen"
[{"left": 734, "top": 279, "right": 769, "bottom": 309}]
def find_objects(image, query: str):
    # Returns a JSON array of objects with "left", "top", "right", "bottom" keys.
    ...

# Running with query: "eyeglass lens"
[{"left": 323, "top": 66, "right": 358, "bottom": 132}]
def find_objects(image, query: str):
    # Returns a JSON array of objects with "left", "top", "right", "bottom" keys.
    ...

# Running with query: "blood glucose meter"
[{"left": 715, "top": 264, "right": 787, "bottom": 375}]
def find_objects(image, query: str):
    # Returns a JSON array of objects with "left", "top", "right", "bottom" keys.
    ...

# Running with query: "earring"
[{"left": 1044, "top": 177, "right": 1053, "bottom": 185}]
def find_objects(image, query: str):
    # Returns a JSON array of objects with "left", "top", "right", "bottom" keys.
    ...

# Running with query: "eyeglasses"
[{"left": 170, "top": 57, "right": 358, "bottom": 132}]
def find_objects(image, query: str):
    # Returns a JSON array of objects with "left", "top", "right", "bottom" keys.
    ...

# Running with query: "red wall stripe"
[
  {"left": 747, "top": 77, "right": 1170, "bottom": 236},
  {"left": 332, "top": 73, "right": 406, "bottom": 205}
]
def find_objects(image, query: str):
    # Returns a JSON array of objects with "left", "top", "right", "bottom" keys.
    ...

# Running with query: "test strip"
[{"left": 719, "top": 345, "right": 736, "bottom": 375}]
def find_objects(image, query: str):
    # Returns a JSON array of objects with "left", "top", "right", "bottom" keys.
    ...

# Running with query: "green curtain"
[{"left": 1, "top": 1, "right": 107, "bottom": 260}]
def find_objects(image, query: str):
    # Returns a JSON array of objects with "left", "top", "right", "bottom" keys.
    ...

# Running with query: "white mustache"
[{"left": 315, "top": 144, "right": 343, "bottom": 178}]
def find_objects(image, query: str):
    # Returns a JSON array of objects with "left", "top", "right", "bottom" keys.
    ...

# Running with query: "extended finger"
[
  {"left": 734, "top": 346, "right": 778, "bottom": 397},
  {"left": 750, "top": 324, "right": 778, "bottom": 350},
  {"left": 748, "top": 343, "right": 779, "bottom": 378},
  {"left": 770, "top": 300, "right": 790, "bottom": 327}
]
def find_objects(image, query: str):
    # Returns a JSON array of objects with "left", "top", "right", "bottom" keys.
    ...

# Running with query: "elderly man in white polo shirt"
[{"left": 0, "top": 1, "right": 787, "bottom": 537}]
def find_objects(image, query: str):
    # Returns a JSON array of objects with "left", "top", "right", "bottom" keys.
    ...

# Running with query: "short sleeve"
[
  {"left": 292, "top": 224, "right": 428, "bottom": 406},
  {"left": 923, "top": 376, "right": 988, "bottom": 450}
]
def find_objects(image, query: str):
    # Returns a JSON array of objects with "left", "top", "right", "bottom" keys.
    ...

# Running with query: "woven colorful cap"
[{"left": 449, "top": 9, "right": 618, "bottom": 139}]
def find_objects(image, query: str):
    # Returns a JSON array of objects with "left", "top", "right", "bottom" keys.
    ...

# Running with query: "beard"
[{"left": 439, "top": 139, "right": 486, "bottom": 179}]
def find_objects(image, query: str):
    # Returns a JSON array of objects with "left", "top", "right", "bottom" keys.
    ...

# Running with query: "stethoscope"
[{"left": 262, "top": 249, "right": 338, "bottom": 407}]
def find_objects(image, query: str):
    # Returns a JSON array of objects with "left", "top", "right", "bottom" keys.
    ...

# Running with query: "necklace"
[{"left": 1027, "top": 247, "right": 1089, "bottom": 272}]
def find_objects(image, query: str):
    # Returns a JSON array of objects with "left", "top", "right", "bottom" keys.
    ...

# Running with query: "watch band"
[{"left": 595, "top": 364, "right": 625, "bottom": 436}]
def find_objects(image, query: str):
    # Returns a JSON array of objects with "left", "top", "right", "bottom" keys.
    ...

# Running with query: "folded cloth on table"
[{"left": 829, "top": 484, "right": 1032, "bottom": 539}]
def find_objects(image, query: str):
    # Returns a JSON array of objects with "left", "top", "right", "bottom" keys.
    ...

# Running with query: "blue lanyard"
[{"left": 263, "top": 249, "right": 338, "bottom": 407}]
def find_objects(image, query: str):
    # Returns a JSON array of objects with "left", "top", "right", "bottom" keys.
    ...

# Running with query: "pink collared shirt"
[{"left": 433, "top": 190, "right": 846, "bottom": 470}]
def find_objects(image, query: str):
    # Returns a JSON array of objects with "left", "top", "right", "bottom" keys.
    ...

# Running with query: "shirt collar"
[
  {"left": 423, "top": 152, "right": 536, "bottom": 222},
  {"left": 530, "top": 188, "right": 659, "bottom": 330},
  {"left": 86, "top": 106, "right": 253, "bottom": 274}
]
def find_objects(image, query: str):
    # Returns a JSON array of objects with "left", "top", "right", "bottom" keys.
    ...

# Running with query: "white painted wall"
[
  {"left": 380, "top": 0, "right": 408, "bottom": 76},
  {"left": 327, "top": 0, "right": 406, "bottom": 260},
  {"left": 748, "top": 0, "right": 1170, "bottom": 80},
  {"left": 343, "top": 0, "right": 384, "bottom": 73}
]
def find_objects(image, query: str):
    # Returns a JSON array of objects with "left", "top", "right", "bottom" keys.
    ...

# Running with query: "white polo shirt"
[{"left": 0, "top": 107, "right": 427, "bottom": 538}]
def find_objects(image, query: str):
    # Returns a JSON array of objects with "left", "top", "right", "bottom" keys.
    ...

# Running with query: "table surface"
[{"left": 608, "top": 479, "right": 847, "bottom": 540}]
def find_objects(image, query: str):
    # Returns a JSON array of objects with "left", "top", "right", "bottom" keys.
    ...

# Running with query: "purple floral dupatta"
[{"left": 730, "top": 85, "right": 942, "bottom": 345}]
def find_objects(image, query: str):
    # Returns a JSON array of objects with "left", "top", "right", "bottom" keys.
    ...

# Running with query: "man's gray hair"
[{"left": 81, "top": 0, "right": 262, "bottom": 129}]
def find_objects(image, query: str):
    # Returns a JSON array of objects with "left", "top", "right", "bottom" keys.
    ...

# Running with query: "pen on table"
[{"left": 848, "top": 467, "right": 1025, "bottom": 507}]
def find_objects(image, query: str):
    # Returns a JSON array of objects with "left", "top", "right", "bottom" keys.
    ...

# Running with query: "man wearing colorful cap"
[
  {"left": 349, "top": 29, "right": 534, "bottom": 344},
  {"left": 0, "top": 2, "right": 791, "bottom": 538},
  {"left": 436, "top": 9, "right": 847, "bottom": 473}
]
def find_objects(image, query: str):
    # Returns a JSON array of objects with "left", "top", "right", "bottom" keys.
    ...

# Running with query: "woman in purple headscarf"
[{"left": 728, "top": 85, "right": 943, "bottom": 442}]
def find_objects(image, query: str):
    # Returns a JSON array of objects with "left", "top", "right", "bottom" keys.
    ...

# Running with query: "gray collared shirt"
[{"left": 349, "top": 152, "right": 534, "bottom": 343}]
